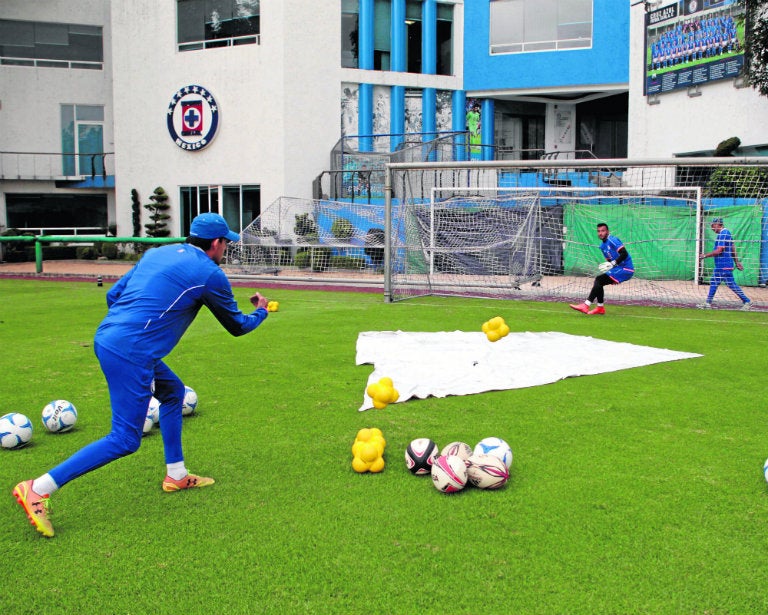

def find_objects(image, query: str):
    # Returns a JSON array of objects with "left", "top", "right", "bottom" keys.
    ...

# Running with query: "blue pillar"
[
  {"left": 391, "top": 0, "right": 406, "bottom": 72},
  {"left": 481, "top": 98, "right": 495, "bottom": 161},
  {"left": 422, "top": 0, "right": 436, "bottom": 75},
  {"left": 422, "top": 87, "right": 436, "bottom": 161},
  {"left": 359, "top": 83, "right": 373, "bottom": 152},
  {"left": 359, "top": 0, "right": 374, "bottom": 70},
  {"left": 391, "top": 85, "right": 405, "bottom": 151},
  {"left": 452, "top": 90, "right": 466, "bottom": 161}
]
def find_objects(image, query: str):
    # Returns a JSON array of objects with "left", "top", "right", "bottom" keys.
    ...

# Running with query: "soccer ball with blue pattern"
[
  {"left": 182, "top": 386, "right": 197, "bottom": 416},
  {"left": 473, "top": 437, "right": 513, "bottom": 469},
  {"left": 143, "top": 397, "right": 160, "bottom": 436},
  {"left": 41, "top": 400, "right": 78, "bottom": 433},
  {"left": 0, "top": 412, "right": 33, "bottom": 449}
]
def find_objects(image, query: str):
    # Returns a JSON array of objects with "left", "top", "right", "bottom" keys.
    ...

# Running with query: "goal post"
[{"left": 384, "top": 159, "right": 768, "bottom": 308}]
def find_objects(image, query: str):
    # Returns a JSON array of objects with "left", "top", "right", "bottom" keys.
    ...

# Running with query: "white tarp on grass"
[{"left": 357, "top": 331, "right": 702, "bottom": 411}]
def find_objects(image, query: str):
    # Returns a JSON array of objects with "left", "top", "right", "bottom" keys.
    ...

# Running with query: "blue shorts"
[{"left": 607, "top": 267, "right": 634, "bottom": 284}]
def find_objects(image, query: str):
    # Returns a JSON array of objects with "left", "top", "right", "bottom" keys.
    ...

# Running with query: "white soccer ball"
[
  {"left": 467, "top": 454, "right": 510, "bottom": 490},
  {"left": 473, "top": 437, "right": 513, "bottom": 469},
  {"left": 763, "top": 457, "right": 768, "bottom": 483},
  {"left": 405, "top": 438, "right": 439, "bottom": 475},
  {"left": 431, "top": 454, "right": 468, "bottom": 493},
  {"left": 598, "top": 261, "right": 613, "bottom": 273},
  {"left": 0, "top": 413, "right": 34, "bottom": 449},
  {"left": 143, "top": 397, "right": 160, "bottom": 435},
  {"left": 41, "top": 400, "right": 78, "bottom": 433},
  {"left": 440, "top": 441, "right": 473, "bottom": 465},
  {"left": 182, "top": 386, "right": 197, "bottom": 416}
]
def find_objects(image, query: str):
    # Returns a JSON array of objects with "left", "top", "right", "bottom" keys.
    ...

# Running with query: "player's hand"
[
  {"left": 250, "top": 292, "right": 268, "bottom": 310},
  {"left": 698, "top": 253, "right": 705, "bottom": 260},
  {"left": 736, "top": 262, "right": 744, "bottom": 271}
]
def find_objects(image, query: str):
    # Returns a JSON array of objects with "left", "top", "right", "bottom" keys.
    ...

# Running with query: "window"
[
  {"left": 6, "top": 193, "right": 107, "bottom": 234},
  {"left": 0, "top": 19, "right": 102, "bottom": 69},
  {"left": 374, "top": 0, "right": 391, "bottom": 70},
  {"left": 341, "top": 0, "right": 359, "bottom": 68},
  {"left": 405, "top": 0, "right": 422, "bottom": 73},
  {"left": 180, "top": 185, "right": 260, "bottom": 235},
  {"left": 61, "top": 104, "right": 105, "bottom": 177},
  {"left": 489, "top": 0, "right": 592, "bottom": 54},
  {"left": 436, "top": 3, "right": 453, "bottom": 75},
  {"left": 177, "top": 0, "right": 260, "bottom": 52}
]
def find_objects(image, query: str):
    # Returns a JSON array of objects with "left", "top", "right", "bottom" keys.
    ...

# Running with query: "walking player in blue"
[
  {"left": 13, "top": 213, "right": 270, "bottom": 537},
  {"left": 698, "top": 217, "right": 752, "bottom": 310},
  {"left": 569, "top": 222, "right": 634, "bottom": 315}
]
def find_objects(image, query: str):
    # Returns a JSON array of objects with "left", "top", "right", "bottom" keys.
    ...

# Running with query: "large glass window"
[
  {"left": 374, "top": 0, "right": 391, "bottom": 70},
  {"left": 405, "top": 0, "right": 422, "bottom": 73},
  {"left": 61, "top": 104, "right": 105, "bottom": 177},
  {"left": 0, "top": 19, "right": 102, "bottom": 69},
  {"left": 341, "top": 0, "right": 359, "bottom": 68},
  {"left": 177, "top": 0, "right": 260, "bottom": 52},
  {"left": 180, "top": 185, "right": 260, "bottom": 235},
  {"left": 490, "top": 0, "right": 592, "bottom": 54},
  {"left": 6, "top": 193, "right": 107, "bottom": 234},
  {"left": 436, "top": 2, "right": 453, "bottom": 75}
]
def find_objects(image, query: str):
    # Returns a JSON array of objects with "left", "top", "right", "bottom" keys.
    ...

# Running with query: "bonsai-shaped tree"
[
  {"left": 144, "top": 186, "right": 171, "bottom": 238},
  {"left": 131, "top": 188, "right": 142, "bottom": 237}
]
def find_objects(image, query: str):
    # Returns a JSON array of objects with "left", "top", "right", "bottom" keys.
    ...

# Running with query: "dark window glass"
[
  {"left": 0, "top": 19, "right": 102, "bottom": 64},
  {"left": 341, "top": 0, "right": 359, "bottom": 68},
  {"left": 178, "top": 0, "right": 259, "bottom": 49},
  {"left": 436, "top": 3, "right": 453, "bottom": 75},
  {"left": 6, "top": 193, "right": 107, "bottom": 231}
]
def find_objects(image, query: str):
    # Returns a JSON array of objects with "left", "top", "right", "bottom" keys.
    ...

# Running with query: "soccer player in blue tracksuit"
[
  {"left": 13, "top": 213, "right": 270, "bottom": 537},
  {"left": 698, "top": 217, "right": 752, "bottom": 310},
  {"left": 569, "top": 222, "right": 634, "bottom": 315}
]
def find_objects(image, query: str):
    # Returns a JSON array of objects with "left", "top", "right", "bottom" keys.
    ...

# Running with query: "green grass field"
[{"left": 2, "top": 279, "right": 768, "bottom": 614}]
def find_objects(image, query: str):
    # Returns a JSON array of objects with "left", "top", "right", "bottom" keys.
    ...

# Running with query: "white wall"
[
  {"left": 0, "top": 0, "right": 115, "bottom": 228},
  {"left": 627, "top": 3, "right": 768, "bottom": 158},
  {"left": 110, "top": 0, "right": 348, "bottom": 235}
]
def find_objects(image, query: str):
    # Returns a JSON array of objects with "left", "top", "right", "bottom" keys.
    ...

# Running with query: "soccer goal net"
[{"left": 385, "top": 160, "right": 768, "bottom": 308}]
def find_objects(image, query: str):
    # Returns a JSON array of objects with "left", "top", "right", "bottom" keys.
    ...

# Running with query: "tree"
[
  {"left": 144, "top": 186, "right": 171, "bottom": 238},
  {"left": 131, "top": 189, "right": 141, "bottom": 237},
  {"left": 744, "top": 0, "right": 768, "bottom": 97}
]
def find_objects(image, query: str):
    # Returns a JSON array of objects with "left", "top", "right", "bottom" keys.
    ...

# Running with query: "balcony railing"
[{"left": 0, "top": 152, "right": 114, "bottom": 181}]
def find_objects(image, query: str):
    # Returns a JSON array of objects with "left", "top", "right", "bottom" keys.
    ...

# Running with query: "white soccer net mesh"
[
  {"left": 387, "top": 161, "right": 768, "bottom": 308},
  {"left": 226, "top": 161, "right": 768, "bottom": 310}
]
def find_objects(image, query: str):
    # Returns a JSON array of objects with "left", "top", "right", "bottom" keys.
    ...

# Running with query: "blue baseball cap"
[
  {"left": 711, "top": 217, "right": 724, "bottom": 224},
  {"left": 189, "top": 213, "right": 240, "bottom": 242}
]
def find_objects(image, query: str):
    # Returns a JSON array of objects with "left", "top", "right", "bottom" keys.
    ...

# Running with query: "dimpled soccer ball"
[
  {"left": 405, "top": 438, "right": 439, "bottom": 475},
  {"left": 182, "top": 386, "right": 197, "bottom": 416},
  {"left": 0, "top": 413, "right": 34, "bottom": 449},
  {"left": 41, "top": 400, "right": 78, "bottom": 433},
  {"left": 473, "top": 437, "right": 513, "bottom": 469},
  {"left": 431, "top": 454, "right": 468, "bottom": 493},
  {"left": 467, "top": 454, "right": 510, "bottom": 490}
]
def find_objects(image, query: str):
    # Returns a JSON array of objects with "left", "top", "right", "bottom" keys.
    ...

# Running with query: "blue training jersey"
[
  {"left": 96, "top": 243, "right": 267, "bottom": 367},
  {"left": 600, "top": 234, "right": 633, "bottom": 270},
  {"left": 713, "top": 228, "right": 735, "bottom": 270}
]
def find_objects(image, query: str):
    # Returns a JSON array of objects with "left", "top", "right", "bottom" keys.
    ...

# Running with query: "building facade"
[{"left": 0, "top": 0, "right": 765, "bottom": 238}]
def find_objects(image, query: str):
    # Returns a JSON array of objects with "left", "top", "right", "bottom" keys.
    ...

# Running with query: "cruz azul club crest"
[{"left": 166, "top": 85, "right": 219, "bottom": 151}]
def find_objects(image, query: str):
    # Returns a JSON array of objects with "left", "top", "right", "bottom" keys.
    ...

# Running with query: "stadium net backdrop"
[{"left": 227, "top": 158, "right": 768, "bottom": 309}]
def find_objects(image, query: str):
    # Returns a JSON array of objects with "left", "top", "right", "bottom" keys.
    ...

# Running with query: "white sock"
[
  {"left": 32, "top": 474, "right": 59, "bottom": 496},
  {"left": 166, "top": 461, "right": 188, "bottom": 480},
  {"left": 584, "top": 300, "right": 592, "bottom": 306}
]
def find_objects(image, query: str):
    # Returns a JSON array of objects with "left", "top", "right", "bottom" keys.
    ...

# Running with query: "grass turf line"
[{"left": 1, "top": 279, "right": 768, "bottom": 614}]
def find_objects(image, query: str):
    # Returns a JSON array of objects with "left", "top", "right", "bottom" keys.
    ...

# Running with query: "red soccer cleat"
[
  {"left": 569, "top": 303, "right": 589, "bottom": 314},
  {"left": 587, "top": 306, "right": 606, "bottom": 315}
]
